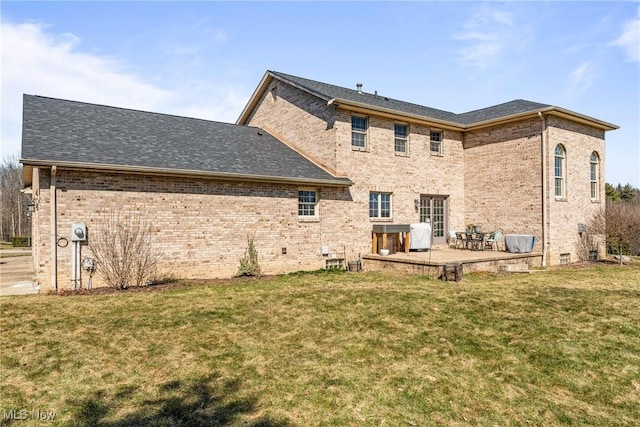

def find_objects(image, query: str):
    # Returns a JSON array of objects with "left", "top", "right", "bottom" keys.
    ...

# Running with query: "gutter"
[
  {"left": 327, "top": 99, "right": 619, "bottom": 133},
  {"left": 539, "top": 112, "right": 547, "bottom": 268},
  {"left": 327, "top": 98, "right": 463, "bottom": 131},
  {"left": 20, "top": 159, "right": 354, "bottom": 188},
  {"left": 50, "top": 166, "right": 57, "bottom": 291}
]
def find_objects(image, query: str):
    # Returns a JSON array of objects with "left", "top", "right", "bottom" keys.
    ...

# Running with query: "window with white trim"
[
  {"left": 590, "top": 152, "right": 600, "bottom": 201},
  {"left": 298, "top": 190, "right": 318, "bottom": 218},
  {"left": 430, "top": 130, "right": 443, "bottom": 154},
  {"left": 369, "top": 192, "right": 392, "bottom": 219},
  {"left": 554, "top": 145, "right": 566, "bottom": 199},
  {"left": 394, "top": 124, "right": 408, "bottom": 155},
  {"left": 351, "top": 116, "right": 368, "bottom": 150}
]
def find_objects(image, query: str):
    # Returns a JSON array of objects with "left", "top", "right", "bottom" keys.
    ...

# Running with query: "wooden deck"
[{"left": 362, "top": 247, "right": 543, "bottom": 278}]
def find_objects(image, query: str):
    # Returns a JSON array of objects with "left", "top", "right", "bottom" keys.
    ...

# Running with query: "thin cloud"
[
  {"left": 611, "top": 10, "right": 640, "bottom": 62},
  {"left": 455, "top": 5, "right": 530, "bottom": 69},
  {"left": 1, "top": 21, "right": 174, "bottom": 117},
  {"left": 214, "top": 29, "right": 228, "bottom": 44},
  {"left": 566, "top": 62, "right": 595, "bottom": 99},
  {"left": 0, "top": 21, "right": 244, "bottom": 159}
]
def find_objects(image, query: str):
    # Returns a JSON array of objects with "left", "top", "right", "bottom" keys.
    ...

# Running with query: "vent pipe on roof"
[{"left": 356, "top": 83, "right": 363, "bottom": 94}]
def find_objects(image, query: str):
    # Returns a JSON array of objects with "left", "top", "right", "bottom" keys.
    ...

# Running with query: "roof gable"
[{"left": 21, "top": 95, "right": 352, "bottom": 186}]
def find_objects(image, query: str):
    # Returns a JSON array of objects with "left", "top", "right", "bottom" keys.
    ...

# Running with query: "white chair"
[
  {"left": 448, "top": 231, "right": 458, "bottom": 248},
  {"left": 485, "top": 230, "right": 503, "bottom": 251}
]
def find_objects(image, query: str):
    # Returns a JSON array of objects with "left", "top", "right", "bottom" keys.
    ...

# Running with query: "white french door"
[{"left": 419, "top": 195, "right": 448, "bottom": 245}]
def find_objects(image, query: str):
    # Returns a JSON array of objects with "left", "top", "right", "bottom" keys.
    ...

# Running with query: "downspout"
[
  {"left": 50, "top": 166, "right": 57, "bottom": 291},
  {"left": 538, "top": 112, "right": 547, "bottom": 267}
]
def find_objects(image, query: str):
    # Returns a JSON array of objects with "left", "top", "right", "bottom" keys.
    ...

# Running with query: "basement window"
[{"left": 560, "top": 253, "right": 570, "bottom": 265}]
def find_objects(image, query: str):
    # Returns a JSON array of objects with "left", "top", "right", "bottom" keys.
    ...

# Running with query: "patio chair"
[
  {"left": 465, "top": 230, "right": 474, "bottom": 250},
  {"left": 471, "top": 232, "right": 485, "bottom": 251},
  {"left": 454, "top": 232, "right": 465, "bottom": 249},
  {"left": 485, "top": 230, "right": 503, "bottom": 251},
  {"left": 448, "top": 231, "right": 457, "bottom": 248}
]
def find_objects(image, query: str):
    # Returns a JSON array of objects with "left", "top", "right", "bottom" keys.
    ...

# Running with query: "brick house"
[{"left": 21, "top": 70, "right": 618, "bottom": 291}]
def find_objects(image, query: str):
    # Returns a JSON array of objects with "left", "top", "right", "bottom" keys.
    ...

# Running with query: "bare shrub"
[
  {"left": 588, "top": 201, "right": 640, "bottom": 263},
  {"left": 89, "top": 209, "right": 164, "bottom": 289},
  {"left": 575, "top": 232, "right": 601, "bottom": 262}
]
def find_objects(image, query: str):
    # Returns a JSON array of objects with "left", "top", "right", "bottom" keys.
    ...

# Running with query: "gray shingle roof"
[
  {"left": 267, "top": 72, "right": 576, "bottom": 127},
  {"left": 21, "top": 95, "right": 351, "bottom": 186},
  {"left": 270, "top": 71, "right": 463, "bottom": 124},
  {"left": 455, "top": 99, "right": 552, "bottom": 124}
]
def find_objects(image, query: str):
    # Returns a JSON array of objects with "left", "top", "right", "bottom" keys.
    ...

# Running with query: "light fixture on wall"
[
  {"left": 578, "top": 223, "right": 586, "bottom": 236},
  {"left": 414, "top": 199, "right": 420, "bottom": 211}
]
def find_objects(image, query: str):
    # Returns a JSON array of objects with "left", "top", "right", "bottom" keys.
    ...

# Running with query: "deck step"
[{"left": 500, "top": 263, "right": 531, "bottom": 273}]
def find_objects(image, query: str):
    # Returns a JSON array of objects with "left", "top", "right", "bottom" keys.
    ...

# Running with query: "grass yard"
[{"left": 1, "top": 264, "right": 639, "bottom": 426}]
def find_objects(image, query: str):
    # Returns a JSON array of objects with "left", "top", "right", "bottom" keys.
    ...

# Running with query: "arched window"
[
  {"left": 590, "top": 152, "right": 600, "bottom": 200},
  {"left": 554, "top": 145, "right": 566, "bottom": 199}
]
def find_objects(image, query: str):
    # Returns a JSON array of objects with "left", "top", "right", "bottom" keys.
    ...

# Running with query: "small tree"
[
  {"left": 236, "top": 234, "right": 261, "bottom": 277},
  {"left": 589, "top": 201, "right": 640, "bottom": 264},
  {"left": 89, "top": 209, "right": 164, "bottom": 289}
]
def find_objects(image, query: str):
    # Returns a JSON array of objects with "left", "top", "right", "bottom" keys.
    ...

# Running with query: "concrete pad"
[{"left": 0, "top": 250, "right": 38, "bottom": 296}]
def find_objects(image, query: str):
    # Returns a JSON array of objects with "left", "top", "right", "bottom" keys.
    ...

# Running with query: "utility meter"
[
  {"left": 83, "top": 257, "right": 95, "bottom": 271},
  {"left": 71, "top": 223, "right": 87, "bottom": 241}
]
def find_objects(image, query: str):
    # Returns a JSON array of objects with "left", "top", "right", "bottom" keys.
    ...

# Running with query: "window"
[
  {"left": 394, "top": 124, "right": 408, "bottom": 155},
  {"left": 590, "top": 152, "right": 600, "bottom": 201},
  {"left": 560, "top": 253, "right": 570, "bottom": 265},
  {"left": 351, "top": 116, "right": 368, "bottom": 149},
  {"left": 430, "top": 130, "right": 443, "bottom": 154},
  {"left": 298, "top": 190, "right": 318, "bottom": 218},
  {"left": 369, "top": 192, "right": 391, "bottom": 219},
  {"left": 554, "top": 145, "right": 566, "bottom": 199}
]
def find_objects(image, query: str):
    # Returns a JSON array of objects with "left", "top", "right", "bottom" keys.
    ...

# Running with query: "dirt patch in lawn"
[{"left": 53, "top": 276, "right": 272, "bottom": 296}]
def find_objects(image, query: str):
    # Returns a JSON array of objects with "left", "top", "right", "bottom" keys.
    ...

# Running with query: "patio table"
[{"left": 372, "top": 224, "right": 411, "bottom": 254}]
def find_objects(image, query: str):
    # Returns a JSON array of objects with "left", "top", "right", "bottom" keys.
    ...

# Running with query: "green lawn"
[{"left": 1, "top": 264, "right": 639, "bottom": 426}]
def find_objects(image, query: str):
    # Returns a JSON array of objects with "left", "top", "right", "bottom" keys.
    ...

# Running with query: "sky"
[{"left": 1, "top": 1, "right": 639, "bottom": 187}]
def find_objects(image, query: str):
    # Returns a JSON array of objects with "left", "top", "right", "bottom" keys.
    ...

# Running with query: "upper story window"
[
  {"left": 394, "top": 124, "right": 409, "bottom": 155},
  {"left": 369, "top": 192, "right": 392, "bottom": 219},
  {"left": 351, "top": 116, "right": 368, "bottom": 150},
  {"left": 430, "top": 130, "right": 443, "bottom": 155},
  {"left": 554, "top": 145, "right": 566, "bottom": 199},
  {"left": 590, "top": 152, "right": 600, "bottom": 201},
  {"left": 298, "top": 189, "right": 318, "bottom": 218}
]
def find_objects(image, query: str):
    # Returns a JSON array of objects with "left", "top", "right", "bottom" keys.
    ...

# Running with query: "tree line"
[
  {"left": 0, "top": 157, "right": 29, "bottom": 241},
  {"left": 605, "top": 182, "right": 639, "bottom": 202}
]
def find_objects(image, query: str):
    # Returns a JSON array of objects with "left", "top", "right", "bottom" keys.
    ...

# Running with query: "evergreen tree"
[
  {"left": 620, "top": 184, "right": 636, "bottom": 201},
  {"left": 605, "top": 183, "right": 620, "bottom": 201}
]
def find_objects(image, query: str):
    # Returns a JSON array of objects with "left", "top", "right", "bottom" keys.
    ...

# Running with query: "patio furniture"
[
  {"left": 484, "top": 230, "right": 503, "bottom": 251},
  {"left": 465, "top": 230, "right": 474, "bottom": 250},
  {"left": 448, "top": 230, "right": 457, "bottom": 248},
  {"left": 454, "top": 232, "right": 466, "bottom": 249},
  {"left": 372, "top": 224, "right": 411, "bottom": 254},
  {"left": 471, "top": 232, "right": 486, "bottom": 251},
  {"left": 410, "top": 222, "right": 432, "bottom": 251},
  {"left": 504, "top": 234, "right": 535, "bottom": 253}
]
